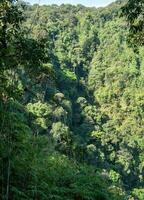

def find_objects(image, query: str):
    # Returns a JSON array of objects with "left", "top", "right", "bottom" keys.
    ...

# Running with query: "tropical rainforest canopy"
[{"left": 0, "top": 0, "right": 144, "bottom": 199}]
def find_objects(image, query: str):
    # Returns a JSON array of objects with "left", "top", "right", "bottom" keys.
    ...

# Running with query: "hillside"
[{"left": 0, "top": 1, "right": 144, "bottom": 199}]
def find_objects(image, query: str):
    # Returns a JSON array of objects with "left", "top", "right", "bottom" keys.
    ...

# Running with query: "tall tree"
[{"left": 122, "top": 0, "right": 144, "bottom": 48}]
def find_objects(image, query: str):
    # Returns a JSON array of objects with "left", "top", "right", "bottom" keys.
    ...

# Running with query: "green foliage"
[
  {"left": 132, "top": 188, "right": 144, "bottom": 200},
  {"left": 122, "top": 0, "right": 144, "bottom": 48},
  {"left": 0, "top": 1, "right": 144, "bottom": 200}
]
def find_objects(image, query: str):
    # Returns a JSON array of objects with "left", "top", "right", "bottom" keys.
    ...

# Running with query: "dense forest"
[{"left": 0, "top": 0, "right": 144, "bottom": 199}]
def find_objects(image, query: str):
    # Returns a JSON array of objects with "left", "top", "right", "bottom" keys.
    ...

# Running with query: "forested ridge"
[{"left": 0, "top": 0, "right": 144, "bottom": 199}]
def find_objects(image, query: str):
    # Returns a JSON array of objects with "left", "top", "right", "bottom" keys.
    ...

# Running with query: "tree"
[{"left": 122, "top": 0, "right": 144, "bottom": 48}]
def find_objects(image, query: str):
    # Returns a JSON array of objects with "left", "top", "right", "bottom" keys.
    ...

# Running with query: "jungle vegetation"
[{"left": 0, "top": 0, "right": 144, "bottom": 199}]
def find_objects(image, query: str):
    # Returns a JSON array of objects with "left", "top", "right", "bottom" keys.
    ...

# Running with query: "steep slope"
[
  {"left": 22, "top": 1, "right": 144, "bottom": 196},
  {"left": 0, "top": 1, "right": 144, "bottom": 199}
]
